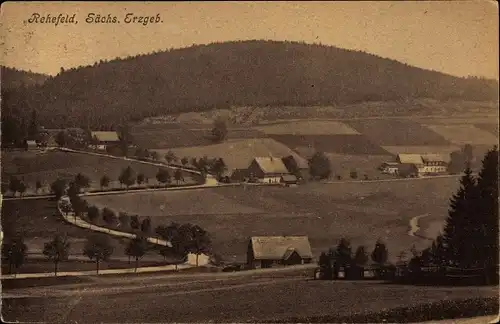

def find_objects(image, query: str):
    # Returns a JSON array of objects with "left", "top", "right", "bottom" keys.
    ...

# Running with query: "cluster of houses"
[{"left": 380, "top": 153, "right": 450, "bottom": 177}]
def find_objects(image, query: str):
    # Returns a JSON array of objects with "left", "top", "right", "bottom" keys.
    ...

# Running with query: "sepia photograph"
[{"left": 0, "top": 1, "right": 499, "bottom": 323}]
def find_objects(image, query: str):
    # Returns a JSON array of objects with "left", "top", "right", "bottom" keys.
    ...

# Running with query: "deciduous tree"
[
  {"left": 156, "top": 168, "right": 171, "bottom": 185},
  {"left": 43, "top": 235, "right": 70, "bottom": 276},
  {"left": 83, "top": 235, "right": 114, "bottom": 274},
  {"left": 308, "top": 152, "right": 331, "bottom": 180},
  {"left": 2, "top": 236, "right": 27, "bottom": 275},
  {"left": 119, "top": 166, "right": 136, "bottom": 189},
  {"left": 100, "top": 175, "right": 110, "bottom": 190},
  {"left": 371, "top": 239, "right": 388, "bottom": 265},
  {"left": 125, "top": 237, "right": 148, "bottom": 271}
]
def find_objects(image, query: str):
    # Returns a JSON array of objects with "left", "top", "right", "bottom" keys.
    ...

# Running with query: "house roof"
[
  {"left": 397, "top": 154, "right": 424, "bottom": 165},
  {"left": 421, "top": 154, "right": 450, "bottom": 163},
  {"left": 91, "top": 131, "right": 120, "bottom": 142},
  {"left": 281, "top": 174, "right": 298, "bottom": 182},
  {"left": 250, "top": 236, "right": 313, "bottom": 260},
  {"left": 27, "top": 140, "right": 37, "bottom": 145},
  {"left": 253, "top": 157, "right": 290, "bottom": 175}
]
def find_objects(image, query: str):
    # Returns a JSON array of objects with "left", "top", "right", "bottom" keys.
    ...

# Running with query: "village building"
[
  {"left": 247, "top": 156, "right": 291, "bottom": 183},
  {"left": 26, "top": 140, "right": 38, "bottom": 151},
  {"left": 379, "top": 162, "right": 399, "bottom": 174},
  {"left": 247, "top": 236, "right": 313, "bottom": 269},
  {"left": 90, "top": 131, "right": 120, "bottom": 150},
  {"left": 281, "top": 155, "right": 310, "bottom": 181},
  {"left": 421, "top": 154, "right": 449, "bottom": 174}
]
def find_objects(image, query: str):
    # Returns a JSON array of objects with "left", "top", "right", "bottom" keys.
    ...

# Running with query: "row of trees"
[
  {"left": 318, "top": 238, "right": 389, "bottom": 279},
  {"left": 2, "top": 233, "right": 156, "bottom": 275}
]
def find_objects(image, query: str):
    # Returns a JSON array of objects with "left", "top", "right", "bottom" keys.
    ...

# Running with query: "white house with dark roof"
[
  {"left": 247, "top": 236, "right": 313, "bottom": 269},
  {"left": 247, "top": 156, "right": 291, "bottom": 183},
  {"left": 90, "top": 131, "right": 120, "bottom": 150}
]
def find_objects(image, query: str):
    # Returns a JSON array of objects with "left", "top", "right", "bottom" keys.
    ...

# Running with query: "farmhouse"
[
  {"left": 247, "top": 156, "right": 290, "bottom": 183},
  {"left": 247, "top": 236, "right": 313, "bottom": 269},
  {"left": 421, "top": 154, "right": 449, "bottom": 174},
  {"left": 26, "top": 140, "right": 38, "bottom": 150},
  {"left": 90, "top": 131, "right": 120, "bottom": 150},
  {"left": 281, "top": 155, "right": 309, "bottom": 181}
]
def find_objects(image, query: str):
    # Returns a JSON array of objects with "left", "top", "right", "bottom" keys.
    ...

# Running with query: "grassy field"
[
  {"left": 346, "top": 119, "right": 451, "bottom": 146},
  {"left": 1, "top": 150, "right": 197, "bottom": 194},
  {"left": 424, "top": 124, "right": 498, "bottom": 146},
  {"left": 86, "top": 177, "right": 460, "bottom": 263},
  {"left": 381, "top": 145, "right": 460, "bottom": 156},
  {"left": 475, "top": 123, "right": 499, "bottom": 136},
  {"left": 270, "top": 134, "right": 391, "bottom": 155},
  {"left": 255, "top": 120, "right": 359, "bottom": 135},
  {"left": 154, "top": 138, "right": 308, "bottom": 170}
]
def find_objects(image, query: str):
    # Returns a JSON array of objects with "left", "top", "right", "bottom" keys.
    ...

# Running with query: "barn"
[
  {"left": 247, "top": 236, "right": 313, "bottom": 269},
  {"left": 247, "top": 156, "right": 290, "bottom": 183},
  {"left": 90, "top": 131, "right": 120, "bottom": 150}
]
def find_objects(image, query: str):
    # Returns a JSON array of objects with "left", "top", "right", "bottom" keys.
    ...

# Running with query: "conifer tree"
[
  {"left": 441, "top": 165, "right": 478, "bottom": 268},
  {"left": 474, "top": 146, "right": 499, "bottom": 273}
]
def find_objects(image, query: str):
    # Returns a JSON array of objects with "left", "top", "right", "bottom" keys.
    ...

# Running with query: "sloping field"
[
  {"left": 475, "top": 123, "right": 499, "bottom": 137},
  {"left": 323, "top": 153, "right": 394, "bottom": 179},
  {"left": 255, "top": 120, "right": 359, "bottom": 135},
  {"left": 270, "top": 134, "right": 391, "bottom": 155},
  {"left": 424, "top": 124, "right": 498, "bottom": 145},
  {"left": 131, "top": 123, "right": 267, "bottom": 149},
  {"left": 153, "top": 138, "right": 308, "bottom": 170},
  {"left": 87, "top": 178, "right": 460, "bottom": 263},
  {"left": 346, "top": 120, "right": 450, "bottom": 146},
  {"left": 1, "top": 151, "right": 196, "bottom": 193}
]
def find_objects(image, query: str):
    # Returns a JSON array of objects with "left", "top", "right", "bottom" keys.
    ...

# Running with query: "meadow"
[
  {"left": 424, "top": 124, "right": 499, "bottom": 146},
  {"left": 255, "top": 120, "right": 359, "bottom": 135},
  {"left": 154, "top": 138, "right": 307, "bottom": 170},
  {"left": 269, "top": 134, "right": 391, "bottom": 155},
  {"left": 1, "top": 150, "right": 197, "bottom": 195},
  {"left": 86, "top": 177, "right": 460, "bottom": 263}
]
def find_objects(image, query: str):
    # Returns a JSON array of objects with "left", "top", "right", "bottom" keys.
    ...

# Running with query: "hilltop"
[
  {"left": 1, "top": 66, "right": 50, "bottom": 91},
  {"left": 2, "top": 40, "right": 498, "bottom": 129}
]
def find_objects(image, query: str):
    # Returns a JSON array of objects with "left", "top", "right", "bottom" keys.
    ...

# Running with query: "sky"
[{"left": 1, "top": 1, "right": 498, "bottom": 79}]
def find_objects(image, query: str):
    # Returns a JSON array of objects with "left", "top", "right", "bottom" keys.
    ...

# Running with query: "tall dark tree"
[
  {"left": 2, "top": 236, "right": 27, "bottom": 275},
  {"left": 83, "top": 235, "right": 114, "bottom": 274},
  {"left": 211, "top": 117, "right": 228, "bottom": 142},
  {"left": 118, "top": 124, "right": 133, "bottom": 157},
  {"left": 43, "top": 235, "right": 70, "bottom": 276},
  {"left": 156, "top": 168, "right": 171, "bottom": 185},
  {"left": 141, "top": 217, "right": 152, "bottom": 233},
  {"left": 308, "top": 152, "right": 331, "bottom": 180},
  {"left": 174, "top": 169, "right": 184, "bottom": 184},
  {"left": 474, "top": 146, "right": 498, "bottom": 278},
  {"left": 371, "top": 239, "right": 388, "bottom": 265},
  {"left": 119, "top": 166, "right": 136, "bottom": 189},
  {"left": 35, "top": 179, "right": 43, "bottom": 193},
  {"left": 9, "top": 176, "right": 21, "bottom": 196},
  {"left": 441, "top": 166, "right": 478, "bottom": 268},
  {"left": 318, "top": 252, "right": 332, "bottom": 279},
  {"left": 100, "top": 175, "right": 110, "bottom": 190},
  {"left": 55, "top": 131, "right": 67, "bottom": 147},
  {"left": 50, "top": 179, "right": 67, "bottom": 199},
  {"left": 353, "top": 245, "right": 369, "bottom": 266},
  {"left": 125, "top": 237, "right": 148, "bottom": 271},
  {"left": 28, "top": 109, "right": 38, "bottom": 140},
  {"left": 334, "top": 238, "right": 352, "bottom": 266},
  {"left": 74, "top": 173, "right": 91, "bottom": 190},
  {"left": 87, "top": 205, "right": 100, "bottom": 222}
]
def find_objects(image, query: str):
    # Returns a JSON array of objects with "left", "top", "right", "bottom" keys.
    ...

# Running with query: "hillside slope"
[
  {"left": 1, "top": 66, "right": 50, "bottom": 90},
  {"left": 3, "top": 40, "right": 498, "bottom": 129}
]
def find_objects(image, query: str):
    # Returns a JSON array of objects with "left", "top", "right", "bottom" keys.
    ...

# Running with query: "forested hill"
[
  {"left": 1, "top": 66, "right": 50, "bottom": 90},
  {"left": 3, "top": 40, "right": 498, "bottom": 129}
]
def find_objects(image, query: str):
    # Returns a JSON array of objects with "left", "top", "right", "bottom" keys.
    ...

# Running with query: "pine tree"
[
  {"left": 441, "top": 165, "right": 478, "bottom": 268},
  {"left": 474, "top": 146, "right": 499, "bottom": 274}
]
